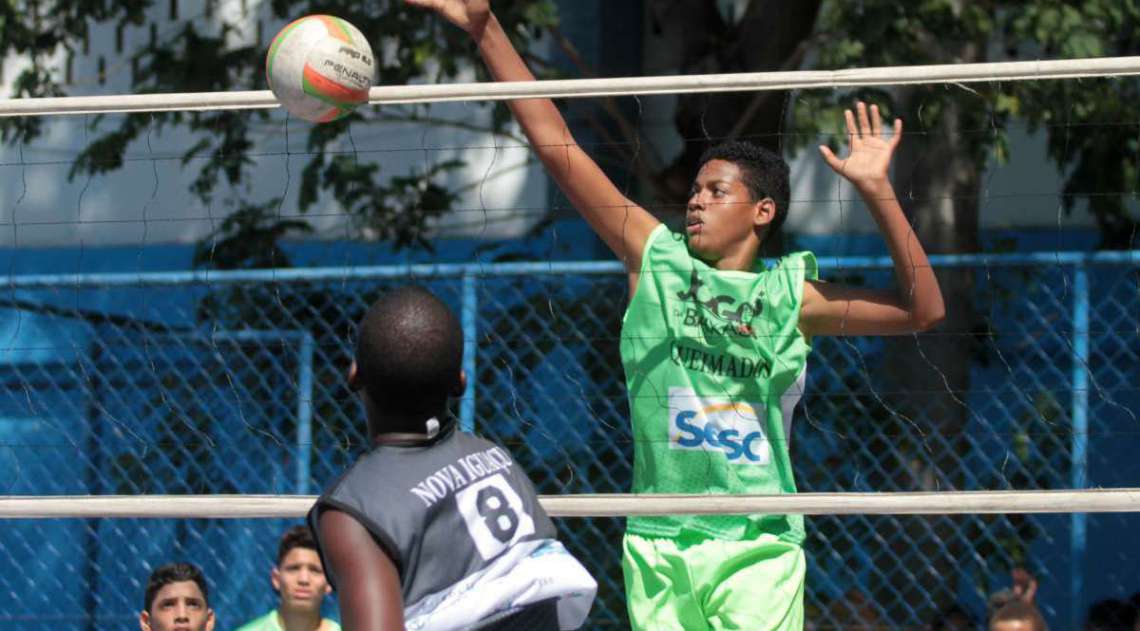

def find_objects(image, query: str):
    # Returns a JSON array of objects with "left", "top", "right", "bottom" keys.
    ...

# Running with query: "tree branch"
[{"left": 547, "top": 24, "right": 667, "bottom": 183}]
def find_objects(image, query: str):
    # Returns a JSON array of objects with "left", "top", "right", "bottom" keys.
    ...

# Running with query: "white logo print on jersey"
[{"left": 668, "top": 387, "right": 770, "bottom": 465}]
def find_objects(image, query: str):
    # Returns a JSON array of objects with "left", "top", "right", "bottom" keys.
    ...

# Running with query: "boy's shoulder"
[
  {"left": 768, "top": 250, "right": 818, "bottom": 281},
  {"left": 642, "top": 224, "right": 683, "bottom": 255}
]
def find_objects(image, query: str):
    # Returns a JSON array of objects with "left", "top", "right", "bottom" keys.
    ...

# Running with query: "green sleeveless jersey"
[{"left": 620, "top": 225, "right": 817, "bottom": 543}]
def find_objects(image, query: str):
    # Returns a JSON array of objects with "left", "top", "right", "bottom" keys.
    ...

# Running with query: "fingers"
[
  {"left": 844, "top": 108, "right": 858, "bottom": 143},
  {"left": 1011, "top": 567, "right": 1038, "bottom": 604},
  {"left": 1012, "top": 568, "right": 1028, "bottom": 594},
  {"left": 404, "top": 0, "right": 440, "bottom": 11},
  {"left": 846, "top": 101, "right": 904, "bottom": 147},
  {"left": 845, "top": 101, "right": 880, "bottom": 141},
  {"left": 857, "top": 101, "right": 872, "bottom": 138},
  {"left": 405, "top": 0, "right": 449, "bottom": 12}
]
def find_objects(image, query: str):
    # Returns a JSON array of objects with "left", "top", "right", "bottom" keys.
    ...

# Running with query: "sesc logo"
[{"left": 667, "top": 387, "right": 769, "bottom": 465}]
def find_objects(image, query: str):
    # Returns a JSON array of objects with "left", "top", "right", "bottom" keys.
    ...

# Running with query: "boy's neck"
[
  {"left": 370, "top": 416, "right": 450, "bottom": 447},
  {"left": 276, "top": 606, "right": 323, "bottom": 631},
  {"left": 701, "top": 242, "right": 762, "bottom": 272},
  {"left": 366, "top": 409, "right": 445, "bottom": 441},
  {"left": 709, "top": 253, "right": 757, "bottom": 272},
  {"left": 701, "top": 228, "right": 771, "bottom": 271}
]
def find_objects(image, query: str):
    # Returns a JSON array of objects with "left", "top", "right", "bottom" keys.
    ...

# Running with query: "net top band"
[
  {"left": 2, "top": 489, "right": 1138, "bottom": 519},
  {"left": 3, "top": 56, "right": 1140, "bottom": 117}
]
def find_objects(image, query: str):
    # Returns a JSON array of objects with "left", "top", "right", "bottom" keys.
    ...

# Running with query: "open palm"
[
  {"left": 819, "top": 101, "right": 902, "bottom": 185},
  {"left": 405, "top": 0, "right": 490, "bottom": 34}
]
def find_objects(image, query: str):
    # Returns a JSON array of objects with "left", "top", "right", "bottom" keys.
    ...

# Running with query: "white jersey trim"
[
  {"left": 403, "top": 539, "right": 596, "bottom": 631},
  {"left": 780, "top": 364, "right": 807, "bottom": 448}
]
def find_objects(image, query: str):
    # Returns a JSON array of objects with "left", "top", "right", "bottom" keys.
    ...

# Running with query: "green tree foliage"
[
  {"left": 795, "top": 0, "right": 1140, "bottom": 248},
  {"left": 633, "top": 0, "right": 822, "bottom": 208},
  {"left": 0, "top": 0, "right": 557, "bottom": 266}
]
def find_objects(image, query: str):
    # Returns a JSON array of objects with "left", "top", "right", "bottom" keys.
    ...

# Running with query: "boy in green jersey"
[
  {"left": 411, "top": 1, "right": 946, "bottom": 629},
  {"left": 235, "top": 525, "right": 340, "bottom": 631}
]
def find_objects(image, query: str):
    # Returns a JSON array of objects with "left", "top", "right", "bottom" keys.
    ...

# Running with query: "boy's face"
[
  {"left": 139, "top": 580, "right": 214, "bottom": 631},
  {"left": 272, "top": 547, "right": 332, "bottom": 613},
  {"left": 686, "top": 159, "right": 769, "bottom": 263}
]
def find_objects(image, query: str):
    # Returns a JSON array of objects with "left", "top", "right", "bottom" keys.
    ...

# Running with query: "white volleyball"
[{"left": 266, "top": 15, "right": 375, "bottom": 123}]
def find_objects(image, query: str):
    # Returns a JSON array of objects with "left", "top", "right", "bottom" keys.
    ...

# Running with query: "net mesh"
[
  {"left": 0, "top": 257, "right": 1136, "bottom": 628},
  {"left": 1, "top": 10, "right": 1138, "bottom": 622}
]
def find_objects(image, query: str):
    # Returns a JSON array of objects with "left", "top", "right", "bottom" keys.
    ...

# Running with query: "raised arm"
[
  {"left": 800, "top": 102, "right": 945, "bottom": 337},
  {"left": 318, "top": 509, "right": 405, "bottom": 631},
  {"left": 407, "top": 0, "right": 660, "bottom": 278}
]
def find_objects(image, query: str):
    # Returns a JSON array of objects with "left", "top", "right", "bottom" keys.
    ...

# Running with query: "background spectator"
[
  {"left": 139, "top": 562, "right": 215, "bottom": 631},
  {"left": 234, "top": 525, "right": 340, "bottom": 631}
]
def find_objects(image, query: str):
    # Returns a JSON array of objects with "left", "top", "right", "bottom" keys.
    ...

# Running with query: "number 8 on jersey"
[{"left": 456, "top": 474, "right": 536, "bottom": 560}]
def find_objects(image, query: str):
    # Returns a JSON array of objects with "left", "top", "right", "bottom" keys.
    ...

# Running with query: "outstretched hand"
[
  {"left": 819, "top": 101, "right": 902, "bottom": 187},
  {"left": 405, "top": 0, "right": 490, "bottom": 35},
  {"left": 1011, "top": 567, "right": 1038, "bottom": 604}
]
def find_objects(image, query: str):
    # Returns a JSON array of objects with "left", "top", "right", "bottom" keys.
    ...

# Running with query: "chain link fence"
[{"left": 0, "top": 253, "right": 1136, "bottom": 629}]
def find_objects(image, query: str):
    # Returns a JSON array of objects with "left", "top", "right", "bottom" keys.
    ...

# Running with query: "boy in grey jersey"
[{"left": 309, "top": 286, "right": 595, "bottom": 630}]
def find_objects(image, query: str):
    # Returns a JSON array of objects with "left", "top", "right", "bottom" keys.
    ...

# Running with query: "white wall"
[{"left": 785, "top": 126, "right": 1101, "bottom": 236}]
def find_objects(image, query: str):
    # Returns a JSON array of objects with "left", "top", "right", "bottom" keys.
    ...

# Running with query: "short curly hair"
[
  {"left": 697, "top": 140, "right": 791, "bottom": 241},
  {"left": 355, "top": 286, "right": 463, "bottom": 430}
]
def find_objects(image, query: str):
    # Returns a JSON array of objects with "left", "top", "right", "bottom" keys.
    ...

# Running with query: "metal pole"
[
  {"left": 6, "top": 251, "right": 1137, "bottom": 289},
  {"left": 1070, "top": 265, "right": 1090, "bottom": 630},
  {"left": 295, "top": 333, "right": 315, "bottom": 495},
  {"left": 83, "top": 343, "right": 104, "bottom": 631},
  {"left": 460, "top": 273, "right": 478, "bottom": 433}
]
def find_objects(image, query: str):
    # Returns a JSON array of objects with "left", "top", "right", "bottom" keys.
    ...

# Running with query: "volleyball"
[{"left": 266, "top": 15, "right": 375, "bottom": 123}]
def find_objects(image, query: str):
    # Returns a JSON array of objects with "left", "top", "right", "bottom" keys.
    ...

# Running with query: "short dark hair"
[
  {"left": 277, "top": 524, "right": 317, "bottom": 565},
  {"left": 990, "top": 600, "right": 1047, "bottom": 631},
  {"left": 143, "top": 562, "right": 209, "bottom": 613},
  {"left": 355, "top": 286, "right": 463, "bottom": 430},
  {"left": 697, "top": 140, "right": 791, "bottom": 240}
]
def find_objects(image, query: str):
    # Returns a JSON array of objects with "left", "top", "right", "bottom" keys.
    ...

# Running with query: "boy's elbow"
[{"left": 913, "top": 304, "right": 946, "bottom": 331}]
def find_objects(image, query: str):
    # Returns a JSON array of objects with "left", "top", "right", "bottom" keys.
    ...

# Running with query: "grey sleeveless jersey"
[{"left": 309, "top": 425, "right": 596, "bottom": 630}]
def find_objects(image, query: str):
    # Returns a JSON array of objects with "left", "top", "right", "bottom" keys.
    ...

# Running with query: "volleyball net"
[{"left": 0, "top": 57, "right": 1138, "bottom": 628}]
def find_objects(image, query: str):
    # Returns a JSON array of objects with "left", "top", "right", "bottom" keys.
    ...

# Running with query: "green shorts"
[{"left": 622, "top": 532, "right": 805, "bottom": 631}]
